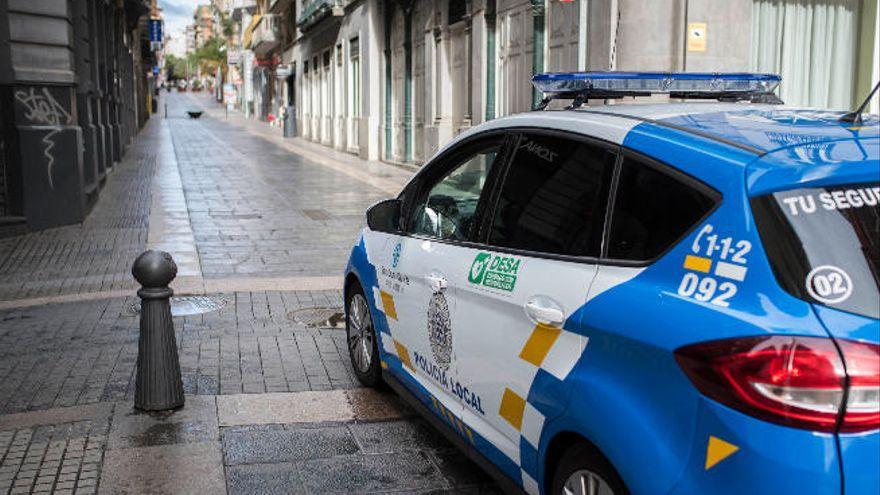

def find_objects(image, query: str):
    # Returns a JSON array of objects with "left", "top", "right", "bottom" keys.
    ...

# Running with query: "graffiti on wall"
[{"left": 14, "top": 88, "right": 73, "bottom": 190}]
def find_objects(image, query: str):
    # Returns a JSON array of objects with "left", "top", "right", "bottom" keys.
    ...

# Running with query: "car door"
[
  {"left": 451, "top": 131, "right": 618, "bottom": 483},
  {"left": 379, "top": 133, "right": 511, "bottom": 427}
]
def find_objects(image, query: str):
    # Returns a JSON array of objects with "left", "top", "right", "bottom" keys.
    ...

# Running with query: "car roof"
[{"left": 461, "top": 102, "right": 879, "bottom": 194}]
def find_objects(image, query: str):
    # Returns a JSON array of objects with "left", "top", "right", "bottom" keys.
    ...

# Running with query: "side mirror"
[{"left": 366, "top": 199, "right": 402, "bottom": 233}]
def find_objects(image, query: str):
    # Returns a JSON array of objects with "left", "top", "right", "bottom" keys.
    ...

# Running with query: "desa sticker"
[
  {"left": 468, "top": 252, "right": 521, "bottom": 292},
  {"left": 806, "top": 265, "right": 853, "bottom": 305}
]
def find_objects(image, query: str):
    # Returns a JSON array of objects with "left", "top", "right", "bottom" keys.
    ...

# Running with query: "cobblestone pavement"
[
  {"left": 0, "top": 92, "right": 411, "bottom": 304},
  {"left": 0, "top": 94, "right": 500, "bottom": 493},
  {"left": 0, "top": 420, "right": 107, "bottom": 494},
  {"left": 0, "top": 128, "right": 155, "bottom": 302},
  {"left": 0, "top": 290, "right": 353, "bottom": 415}
]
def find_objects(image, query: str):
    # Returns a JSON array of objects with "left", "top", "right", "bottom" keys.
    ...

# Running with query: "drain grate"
[
  {"left": 130, "top": 295, "right": 227, "bottom": 316},
  {"left": 287, "top": 306, "right": 345, "bottom": 329}
]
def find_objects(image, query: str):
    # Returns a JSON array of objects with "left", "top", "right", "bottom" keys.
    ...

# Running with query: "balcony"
[
  {"left": 297, "top": 0, "right": 344, "bottom": 31},
  {"left": 251, "top": 14, "right": 281, "bottom": 54},
  {"left": 231, "top": 0, "right": 257, "bottom": 10},
  {"left": 231, "top": 0, "right": 257, "bottom": 20}
]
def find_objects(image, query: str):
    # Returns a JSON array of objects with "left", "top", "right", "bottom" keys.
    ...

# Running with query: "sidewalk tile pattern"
[
  {"left": 0, "top": 419, "right": 108, "bottom": 495},
  {"left": 221, "top": 420, "right": 500, "bottom": 494},
  {"left": 0, "top": 291, "right": 357, "bottom": 415}
]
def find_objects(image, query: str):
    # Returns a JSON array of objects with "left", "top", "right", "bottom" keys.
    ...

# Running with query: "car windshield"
[{"left": 752, "top": 182, "right": 880, "bottom": 319}]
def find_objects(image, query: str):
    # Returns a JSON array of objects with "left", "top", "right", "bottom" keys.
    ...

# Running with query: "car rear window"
[
  {"left": 606, "top": 156, "right": 718, "bottom": 261},
  {"left": 751, "top": 182, "right": 880, "bottom": 319}
]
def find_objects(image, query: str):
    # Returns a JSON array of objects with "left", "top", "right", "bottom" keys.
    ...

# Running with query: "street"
[{"left": 0, "top": 92, "right": 499, "bottom": 494}]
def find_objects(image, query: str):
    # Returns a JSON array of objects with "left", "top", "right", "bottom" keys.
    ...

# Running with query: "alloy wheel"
[
  {"left": 562, "top": 469, "right": 615, "bottom": 495},
  {"left": 347, "top": 293, "right": 374, "bottom": 373}
]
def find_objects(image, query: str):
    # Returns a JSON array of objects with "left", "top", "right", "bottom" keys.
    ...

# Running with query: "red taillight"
[
  {"left": 675, "top": 336, "right": 880, "bottom": 433},
  {"left": 838, "top": 339, "right": 880, "bottom": 432}
]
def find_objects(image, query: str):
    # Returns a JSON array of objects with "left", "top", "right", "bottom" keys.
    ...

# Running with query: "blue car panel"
[
  {"left": 656, "top": 109, "right": 879, "bottom": 154},
  {"left": 344, "top": 105, "right": 879, "bottom": 494}
]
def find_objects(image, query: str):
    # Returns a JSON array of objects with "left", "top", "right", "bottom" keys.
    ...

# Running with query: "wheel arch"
[
  {"left": 344, "top": 271, "right": 362, "bottom": 304},
  {"left": 542, "top": 430, "right": 626, "bottom": 495}
]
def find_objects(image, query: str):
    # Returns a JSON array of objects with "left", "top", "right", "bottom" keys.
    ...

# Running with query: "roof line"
[{"left": 578, "top": 109, "right": 765, "bottom": 155}]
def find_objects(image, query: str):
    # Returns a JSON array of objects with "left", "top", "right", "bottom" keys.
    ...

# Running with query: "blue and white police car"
[{"left": 343, "top": 72, "right": 880, "bottom": 495}]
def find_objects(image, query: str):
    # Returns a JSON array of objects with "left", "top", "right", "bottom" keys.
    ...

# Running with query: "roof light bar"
[
  {"left": 530, "top": 72, "right": 783, "bottom": 108},
  {"left": 532, "top": 71, "right": 781, "bottom": 95}
]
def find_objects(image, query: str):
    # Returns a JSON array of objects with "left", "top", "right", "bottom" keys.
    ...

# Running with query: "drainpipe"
[
  {"left": 404, "top": 7, "right": 413, "bottom": 163},
  {"left": 681, "top": 0, "right": 689, "bottom": 71},
  {"left": 531, "top": 0, "right": 545, "bottom": 107},
  {"left": 486, "top": 0, "right": 496, "bottom": 120},
  {"left": 578, "top": 0, "right": 589, "bottom": 70},
  {"left": 384, "top": 0, "right": 393, "bottom": 160}
]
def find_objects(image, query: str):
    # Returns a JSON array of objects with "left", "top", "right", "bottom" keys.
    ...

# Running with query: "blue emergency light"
[{"left": 531, "top": 71, "right": 782, "bottom": 109}]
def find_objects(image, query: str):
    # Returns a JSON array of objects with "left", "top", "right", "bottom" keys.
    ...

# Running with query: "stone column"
[
  {"left": 92, "top": 0, "right": 109, "bottom": 179},
  {"left": 107, "top": 4, "right": 122, "bottom": 164},
  {"left": 74, "top": 0, "right": 99, "bottom": 199}
]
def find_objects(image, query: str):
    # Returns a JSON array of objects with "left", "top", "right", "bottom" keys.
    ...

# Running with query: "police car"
[{"left": 342, "top": 72, "right": 880, "bottom": 495}]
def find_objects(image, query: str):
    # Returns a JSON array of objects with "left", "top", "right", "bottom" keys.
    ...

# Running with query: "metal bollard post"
[{"left": 132, "top": 250, "right": 185, "bottom": 411}]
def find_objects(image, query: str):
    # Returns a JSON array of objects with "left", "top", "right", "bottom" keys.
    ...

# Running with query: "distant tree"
[
  {"left": 191, "top": 36, "right": 226, "bottom": 74},
  {"left": 164, "top": 54, "right": 187, "bottom": 81}
]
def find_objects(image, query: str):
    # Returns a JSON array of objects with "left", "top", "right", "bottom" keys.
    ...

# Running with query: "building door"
[
  {"left": 546, "top": 0, "right": 580, "bottom": 71},
  {"left": 347, "top": 36, "right": 361, "bottom": 154},
  {"left": 497, "top": 1, "right": 534, "bottom": 117}
]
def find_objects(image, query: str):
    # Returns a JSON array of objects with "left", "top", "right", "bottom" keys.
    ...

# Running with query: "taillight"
[
  {"left": 837, "top": 339, "right": 880, "bottom": 432},
  {"left": 675, "top": 336, "right": 880, "bottom": 433}
]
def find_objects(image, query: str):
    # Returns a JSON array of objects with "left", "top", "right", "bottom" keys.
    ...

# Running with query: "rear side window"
[
  {"left": 607, "top": 156, "right": 718, "bottom": 261},
  {"left": 487, "top": 133, "right": 616, "bottom": 257},
  {"left": 752, "top": 183, "right": 880, "bottom": 319}
]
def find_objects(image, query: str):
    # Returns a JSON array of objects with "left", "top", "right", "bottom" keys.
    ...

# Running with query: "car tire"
[
  {"left": 550, "top": 441, "right": 628, "bottom": 495},
  {"left": 346, "top": 282, "right": 383, "bottom": 387}
]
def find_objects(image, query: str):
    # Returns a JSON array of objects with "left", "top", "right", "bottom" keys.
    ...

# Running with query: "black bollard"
[{"left": 132, "top": 250, "right": 185, "bottom": 411}]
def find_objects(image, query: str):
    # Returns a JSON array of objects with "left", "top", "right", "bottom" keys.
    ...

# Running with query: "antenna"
[{"left": 839, "top": 81, "right": 880, "bottom": 125}]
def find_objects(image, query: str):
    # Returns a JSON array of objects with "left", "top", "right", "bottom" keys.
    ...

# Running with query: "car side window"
[
  {"left": 409, "top": 141, "right": 502, "bottom": 241},
  {"left": 607, "top": 155, "right": 717, "bottom": 261},
  {"left": 487, "top": 133, "right": 616, "bottom": 257}
]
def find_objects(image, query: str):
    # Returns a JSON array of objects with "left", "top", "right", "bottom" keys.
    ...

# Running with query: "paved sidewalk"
[
  {"left": 0, "top": 389, "right": 498, "bottom": 494},
  {"left": 0, "top": 92, "right": 411, "bottom": 308},
  {"left": 0, "top": 93, "right": 499, "bottom": 493}
]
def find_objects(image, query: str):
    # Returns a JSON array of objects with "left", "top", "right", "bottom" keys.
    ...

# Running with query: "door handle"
[
  {"left": 425, "top": 273, "right": 448, "bottom": 292},
  {"left": 524, "top": 297, "right": 565, "bottom": 326}
]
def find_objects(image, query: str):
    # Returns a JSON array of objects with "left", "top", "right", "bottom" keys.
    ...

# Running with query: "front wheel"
[
  {"left": 550, "top": 442, "right": 628, "bottom": 495},
  {"left": 346, "top": 282, "right": 382, "bottom": 387}
]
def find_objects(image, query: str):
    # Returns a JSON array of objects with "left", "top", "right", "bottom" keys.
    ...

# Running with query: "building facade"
[
  {"left": 194, "top": 4, "right": 216, "bottom": 47},
  {"left": 230, "top": 0, "right": 878, "bottom": 166},
  {"left": 295, "top": 0, "right": 382, "bottom": 158},
  {"left": 0, "top": 0, "right": 158, "bottom": 232}
]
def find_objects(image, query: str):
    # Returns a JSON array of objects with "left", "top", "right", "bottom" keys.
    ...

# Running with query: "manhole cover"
[
  {"left": 287, "top": 307, "right": 345, "bottom": 329},
  {"left": 130, "top": 295, "right": 226, "bottom": 316}
]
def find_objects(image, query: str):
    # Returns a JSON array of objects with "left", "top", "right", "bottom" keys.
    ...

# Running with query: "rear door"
[{"left": 451, "top": 131, "right": 618, "bottom": 484}]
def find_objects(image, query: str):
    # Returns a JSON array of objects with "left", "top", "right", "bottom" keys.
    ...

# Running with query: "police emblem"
[
  {"left": 427, "top": 291, "right": 452, "bottom": 370},
  {"left": 391, "top": 242, "right": 402, "bottom": 268}
]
